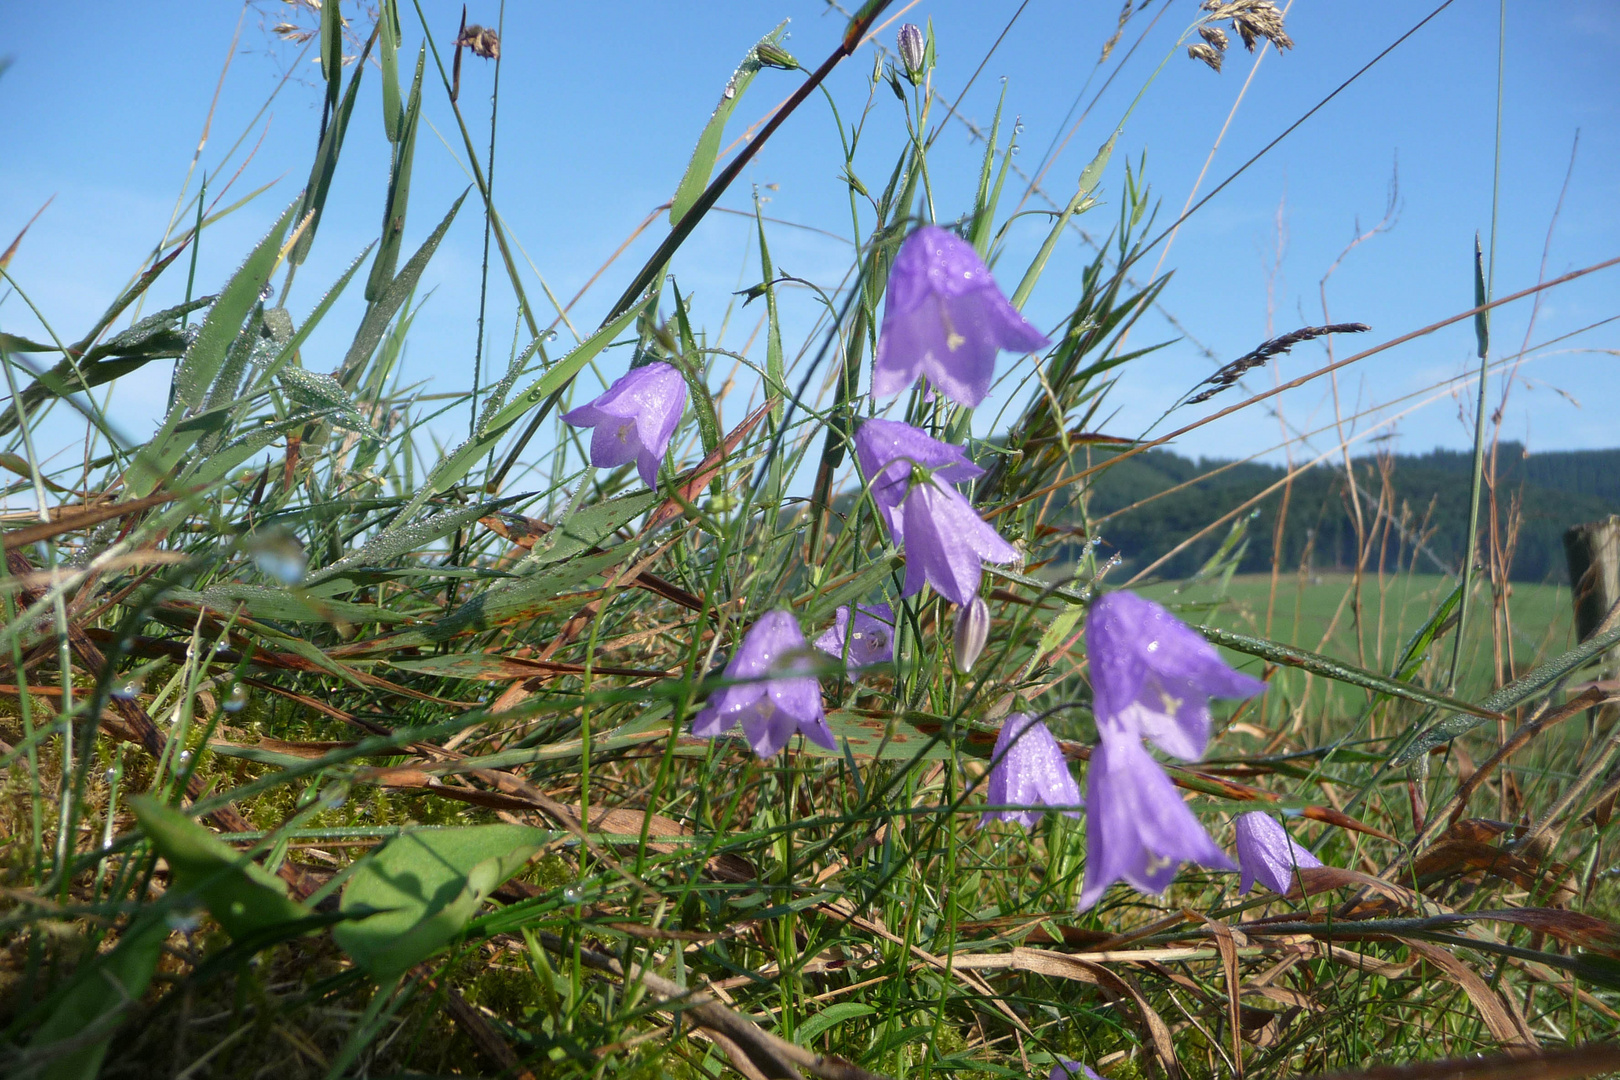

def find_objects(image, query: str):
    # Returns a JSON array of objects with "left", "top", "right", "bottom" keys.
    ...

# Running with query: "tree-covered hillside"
[{"left": 1079, "top": 443, "right": 1620, "bottom": 582}]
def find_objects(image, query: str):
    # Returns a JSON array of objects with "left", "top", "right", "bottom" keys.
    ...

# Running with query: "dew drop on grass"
[
  {"left": 546, "top": 330, "right": 559, "bottom": 343},
  {"left": 104, "top": 768, "right": 118, "bottom": 784},
  {"left": 112, "top": 680, "right": 141, "bottom": 700},
  {"left": 178, "top": 750, "right": 193, "bottom": 764},
  {"left": 166, "top": 910, "right": 202, "bottom": 933},
  {"left": 244, "top": 527, "right": 308, "bottom": 586},
  {"left": 224, "top": 683, "right": 250, "bottom": 713},
  {"left": 563, "top": 886, "right": 583, "bottom": 904}
]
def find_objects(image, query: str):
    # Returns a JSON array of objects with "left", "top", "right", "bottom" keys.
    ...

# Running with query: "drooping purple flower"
[
  {"left": 872, "top": 225, "right": 1050, "bottom": 407},
  {"left": 854, "top": 417, "right": 982, "bottom": 545},
  {"left": 853, "top": 419, "right": 1018, "bottom": 606},
  {"left": 1086, "top": 590, "right": 1266, "bottom": 760},
  {"left": 1050, "top": 1061, "right": 1102, "bottom": 1080},
  {"left": 691, "top": 610, "right": 835, "bottom": 758},
  {"left": 1078, "top": 736, "right": 1236, "bottom": 910},
  {"left": 561, "top": 361, "right": 687, "bottom": 488},
  {"left": 978, "top": 713, "right": 1082, "bottom": 829},
  {"left": 814, "top": 603, "right": 895, "bottom": 672},
  {"left": 1234, "top": 811, "right": 1322, "bottom": 895}
]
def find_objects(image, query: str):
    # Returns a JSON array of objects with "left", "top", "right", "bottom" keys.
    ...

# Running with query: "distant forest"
[{"left": 1075, "top": 443, "right": 1620, "bottom": 583}]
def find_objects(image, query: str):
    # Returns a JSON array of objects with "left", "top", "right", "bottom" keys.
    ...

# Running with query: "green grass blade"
[{"left": 669, "top": 22, "right": 788, "bottom": 227}]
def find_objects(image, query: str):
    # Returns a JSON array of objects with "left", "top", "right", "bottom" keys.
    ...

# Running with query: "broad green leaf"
[
  {"left": 967, "top": 84, "right": 1009, "bottom": 258},
  {"left": 179, "top": 584, "right": 416, "bottom": 626},
  {"left": 1394, "top": 617, "right": 1620, "bottom": 765},
  {"left": 795, "top": 1002, "right": 877, "bottom": 1044},
  {"left": 27, "top": 916, "right": 165, "bottom": 1080},
  {"left": 182, "top": 410, "right": 338, "bottom": 488},
  {"left": 169, "top": 200, "right": 298, "bottom": 414},
  {"left": 804, "top": 558, "right": 902, "bottom": 625},
  {"left": 127, "top": 199, "right": 300, "bottom": 496},
  {"left": 1033, "top": 605, "right": 1082, "bottom": 662},
  {"left": 292, "top": 33, "right": 371, "bottom": 269},
  {"left": 423, "top": 547, "right": 632, "bottom": 643},
  {"left": 366, "top": 43, "right": 426, "bottom": 303},
  {"left": 1393, "top": 580, "right": 1462, "bottom": 683},
  {"left": 1009, "top": 129, "right": 1115, "bottom": 311},
  {"left": 1199, "top": 625, "right": 1504, "bottom": 723},
  {"left": 335, "top": 824, "right": 545, "bottom": 978},
  {"left": 129, "top": 796, "right": 310, "bottom": 939},
  {"left": 811, "top": 710, "right": 951, "bottom": 761},
  {"left": 343, "top": 188, "right": 464, "bottom": 387},
  {"left": 378, "top": 0, "right": 403, "bottom": 141},
  {"left": 529, "top": 490, "right": 660, "bottom": 568},
  {"left": 668, "top": 22, "right": 787, "bottom": 226},
  {"left": 278, "top": 366, "right": 379, "bottom": 436},
  {"left": 305, "top": 494, "right": 522, "bottom": 587},
  {"left": 247, "top": 244, "right": 375, "bottom": 395}
]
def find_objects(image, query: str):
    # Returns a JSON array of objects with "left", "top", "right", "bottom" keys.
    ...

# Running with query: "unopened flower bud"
[
  {"left": 755, "top": 42, "right": 799, "bottom": 70},
  {"left": 897, "top": 23, "right": 926, "bottom": 81},
  {"left": 954, "top": 596, "right": 991, "bottom": 673}
]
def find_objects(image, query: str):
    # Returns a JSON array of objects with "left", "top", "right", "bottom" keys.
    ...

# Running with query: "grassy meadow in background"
[{"left": 4, "top": 2, "right": 1620, "bottom": 1080}]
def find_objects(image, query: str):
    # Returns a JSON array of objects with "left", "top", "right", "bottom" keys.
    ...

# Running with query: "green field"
[{"left": 1141, "top": 572, "right": 1576, "bottom": 735}]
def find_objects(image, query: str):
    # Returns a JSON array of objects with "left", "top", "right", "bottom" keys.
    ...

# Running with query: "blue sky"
[{"left": 2, "top": 0, "right": 1617, "bottom": 481}]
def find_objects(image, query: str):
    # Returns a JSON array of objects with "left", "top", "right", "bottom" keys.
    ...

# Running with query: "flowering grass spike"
[
  {"left": 872, "top": 225, "right": 1050, "bottom": 407},
  {"left": 853, "top": 418, "right": 1018, "bottom": 605},
  {"left": 561, "top": 361, "right": 687, "bottom": 489},
  {"left": 691, "top": 610, "right": 835, "bottom": 758},
  {"left": 979, "top": 713, "right": 1082, "bottom": 829},
  {"left": 1087, "top": 590, "right": 1267, "bottom": 760},
  {"left": 1234, "top": 811, "right": 1323, "bottom": 895}
]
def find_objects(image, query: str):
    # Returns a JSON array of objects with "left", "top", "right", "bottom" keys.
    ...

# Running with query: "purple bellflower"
[
  {"left": 979, "top": 713, "right": 1082, "bottom": 829},
  {"left": 1050, "top": 1062, "right": 1102, "bottom": 1080},
  {"left": 1234, "top": 811, "right": 1323, "bottom": 895},
  {"left": 814, "top": 603, "right": 896, "bottom": 672},
  {"left": 561, "top": 361, "right": 687, "bottom": 489},
  {"left": 853, "top": 418, "right": 1018, "bottom": 606},
  {"left": 691, "top": 610, "right": 836, "bottom": 758},
  {"left": 872, "top": 225, "right": 1050, "bottom": 408},
  {"left": 1086, "top": 590, "right": 1267, "bottom": 760},
  {"left": 1079, "top": 736, "right": 1237, "bottom": 910}
]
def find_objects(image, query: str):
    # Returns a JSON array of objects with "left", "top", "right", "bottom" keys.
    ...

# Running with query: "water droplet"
[
  {"left": 223, "top": 683, "right": 249, "bottom": 713},
  {"left": 104, "top": 768, "right": 118, "bottom": 784},
  {"left": 102, "top": 837, "right": 114, "bottom": 851},
  {"left": 723, "top": 82, "right": 736, "bottom": 100},
  {"left": 212, "top": 641, "right": 230, "bottom": 653},
  {"left": 545, "top": 330, "right": 559, "bottom": 343},
  {"left": 562, "top": 886, "right": 583, "bottom": 903},
  {"left": 326, "top": 792, "right": 348, "bottom": 810},
  {"left": 112, "top": 680, "right": 140, "bottom": 700},
  {"left": 244, "top": 527, "right": 308, "bottom": 586},
  {"left": 166, "top": 910, "right": 202, "bottom": 933},
  {"left": 178, "top": 750, "right": 193, "bottom": 764},
  {"left": 258, "top": 281, "right": 274, "bottom": 303}
]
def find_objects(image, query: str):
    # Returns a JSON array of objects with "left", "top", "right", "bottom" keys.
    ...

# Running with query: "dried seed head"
[
  {"left": 456, "top": 24, "right": 501, "bottom": 60},
  {"left": 1187, "top": 42, "right": 1224, "bottom": 72},
  {"left": 1200, "top": 1, "right": 1293, "bottom": 53},
  {"left": 1198, "top": 24, "right": 1229, "bottom": 50},
  {"left": 897, "top": 23, "right": 927, "bottom": 80}
]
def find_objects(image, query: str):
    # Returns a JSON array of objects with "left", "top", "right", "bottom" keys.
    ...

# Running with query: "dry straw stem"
[{"left": 1295, "top": 1043, "right": 1620, "bottom": 1080}]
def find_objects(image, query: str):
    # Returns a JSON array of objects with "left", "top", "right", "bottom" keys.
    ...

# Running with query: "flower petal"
[{"left": 1079, "top": 736, "right": 1235, "bottom": 910}]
